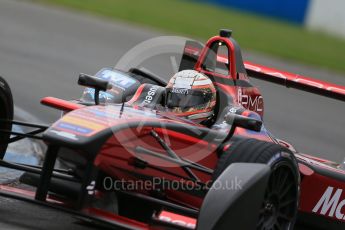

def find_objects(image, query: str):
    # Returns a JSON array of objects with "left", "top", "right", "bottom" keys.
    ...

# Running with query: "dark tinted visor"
[{"left": 166, "top": 89, "right": 212, "bottom": 109}]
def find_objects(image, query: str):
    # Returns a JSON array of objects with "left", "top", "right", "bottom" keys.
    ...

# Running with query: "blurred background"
[
  {"left": 29, "top": 0, "right": 345, "bottom": 72},
  {"left": 1, "top": 0, "right": 345, "bottom": 161}
]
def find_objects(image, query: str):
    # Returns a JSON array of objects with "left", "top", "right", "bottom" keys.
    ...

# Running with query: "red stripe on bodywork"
[
  {"left": 157, "top": 210, "right": 197, "bottom": 229},
  {"left": 127, "top": 84, "right": 146, "bottom": 105},
  {"left": 41, "top": 97, "right": 85, "bottom": 111},
  {"left": 244, "top": 61, "right": 345, "bottom": 102}
]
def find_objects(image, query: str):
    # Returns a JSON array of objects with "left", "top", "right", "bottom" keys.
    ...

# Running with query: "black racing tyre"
[
  {"left": 0, "top": 76, "right": 13, "bottom": 159},
  {"left": 213, "top": 138, "right": 300, "bottom": 230}
]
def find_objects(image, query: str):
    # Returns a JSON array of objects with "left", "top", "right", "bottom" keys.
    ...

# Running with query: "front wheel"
[
  {"left": 214, "top": 139, "right": 300, "bottom": 230},
  {"left": 0, "top": 76, "right": 13, "bottom": 159}
]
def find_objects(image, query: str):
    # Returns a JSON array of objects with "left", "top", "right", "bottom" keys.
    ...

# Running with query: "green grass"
[{"left": 32, "top": 0, "right": 345, "bottom": 73}]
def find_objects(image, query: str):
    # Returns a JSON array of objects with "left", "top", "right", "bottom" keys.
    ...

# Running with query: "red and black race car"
[{"left": 0, "top": 29, "right": 345, "bottom": 230}]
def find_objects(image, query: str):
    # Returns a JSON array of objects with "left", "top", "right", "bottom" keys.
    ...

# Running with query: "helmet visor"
[{"left": 166, "top": 89, "right": 212, "bottom": 110}]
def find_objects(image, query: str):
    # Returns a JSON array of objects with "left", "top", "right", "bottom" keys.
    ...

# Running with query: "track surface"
[
  {"left": 0, "top": 196, "right": 110, "bottom": 230},
  {"left": 0, "top": 0, "right": 345, "bottom": 229}
]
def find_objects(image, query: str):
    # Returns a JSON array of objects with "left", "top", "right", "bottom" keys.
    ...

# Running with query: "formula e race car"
[{"left": 0, "top": 29, "right": 345, "bottom": 230}]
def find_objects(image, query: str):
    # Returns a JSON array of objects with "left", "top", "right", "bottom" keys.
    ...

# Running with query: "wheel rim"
[{"left": 257, "top": 163, "right": 298, "bottom": 230}]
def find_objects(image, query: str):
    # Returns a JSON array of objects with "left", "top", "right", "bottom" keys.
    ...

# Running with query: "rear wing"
[
  {"left": 179, "top": 40, "right": 345, "bottom": 102},
  {"left": 244, "top": 62, "right": 345, "bottom": 102}
]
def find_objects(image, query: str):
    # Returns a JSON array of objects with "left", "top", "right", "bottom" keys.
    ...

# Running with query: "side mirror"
[
  {"left": 219, "top": 112, "right": 263, "bottom": 152},
  {"left": 78, "top": 73, "right": 110, "bottom": 105},
  {"left": 224, "top": 113, "right": 262, "bottom": 132}
]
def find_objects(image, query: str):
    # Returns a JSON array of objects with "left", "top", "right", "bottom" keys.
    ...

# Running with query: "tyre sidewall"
[
  {"left": 264, "top": 151, "right": 300, "bottom": 229},
  {"left": 213, "top": 140, "right": 300, "bottom": 230},
  {"left": 0, "top": 76, "right": 13, "bottom": 158}
]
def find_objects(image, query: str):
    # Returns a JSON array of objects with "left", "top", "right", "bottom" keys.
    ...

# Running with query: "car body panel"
[{"left": 1, "top": 30, "right": 345, "bottom": 229}]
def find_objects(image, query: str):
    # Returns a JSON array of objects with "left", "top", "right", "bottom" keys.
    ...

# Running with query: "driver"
[{"left": 165, "top": 70, "right": 216, "bottom": 123}]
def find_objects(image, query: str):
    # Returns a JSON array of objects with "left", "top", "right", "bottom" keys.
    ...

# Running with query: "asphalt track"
[
  {"left": 0, "top": 196, "right": 115, "bottom": 230},
  {"left": 0, "top": 0, "right": 345, "bottom": 229}
]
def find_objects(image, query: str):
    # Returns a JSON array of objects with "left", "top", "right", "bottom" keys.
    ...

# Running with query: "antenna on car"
[
  {"left": 119, "top": 94, "right": 125, "bottom": 118},
  {"left": 219, "top": 29, "right": 232, "bottom": 38}
]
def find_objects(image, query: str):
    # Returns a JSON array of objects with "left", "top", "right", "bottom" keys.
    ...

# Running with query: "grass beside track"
[{"left": 31, "top": 0, "right": 345, "bottom": 73}]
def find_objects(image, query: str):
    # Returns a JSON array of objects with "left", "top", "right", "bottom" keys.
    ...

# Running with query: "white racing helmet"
[{"left": 165, "top": 70, "right": 216, "bottom": 122}]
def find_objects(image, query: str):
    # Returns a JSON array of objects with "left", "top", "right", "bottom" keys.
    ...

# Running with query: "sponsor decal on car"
[
  {"left": 96, "top": 68, "right": 137, "bottom": 89},
  {"left": 53, "top": 114, "right": 107, "bottom": 137},
  {"left": 172, "top": 88, "right": 189, "bottom": 94},
  {"left": 50, "top": 130, "right": 79, "bottom": 140},
  {"left": 51, "top": 105, "right": 158, "bottom": 137},
  {"left": 57, "top": 122, "right": 93, "bottom": 135},
  {"left": 143, "top": 85, "right": 158, "bottom": 105},
  {"left": 297, "top": 154, "right": 345, "bottom": 174},
  {"left": 237, "top": 88, "right": 263, "bottom": 112},
  {"left": 313, "top": 186, "right": 345, "bottom": 220},
  {"left": 156, "top": 210, "right": 196, "bottom": 229}
]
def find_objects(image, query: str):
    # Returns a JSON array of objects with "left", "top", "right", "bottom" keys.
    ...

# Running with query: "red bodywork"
[
  {"left": 42, "top": 34, "right": 345, "bottom": 226},
  {"left": 2, "top": 33, "right": 345, "bottom": 229}
]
